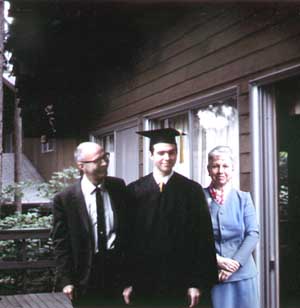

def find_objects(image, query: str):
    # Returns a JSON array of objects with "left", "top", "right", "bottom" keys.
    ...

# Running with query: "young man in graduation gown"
[{"left": 123, "top": 128, "right": 218, "bottom": 307}]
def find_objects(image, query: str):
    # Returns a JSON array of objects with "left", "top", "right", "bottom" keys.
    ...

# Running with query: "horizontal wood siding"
[
  {"left": 91, "top": 4, "right": 300, "bottom": 191},
  {"left": 23, "top": 138, "right": 78, "bottom": 181}
]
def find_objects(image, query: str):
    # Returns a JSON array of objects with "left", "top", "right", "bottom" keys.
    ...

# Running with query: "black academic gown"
[{"left": 127, "top": 172, "right": 218, "bottom": 302}]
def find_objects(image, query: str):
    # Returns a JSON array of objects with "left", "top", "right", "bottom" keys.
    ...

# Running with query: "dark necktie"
[{"left": 95, "top": 187, "right": 107, "bottom": 252}]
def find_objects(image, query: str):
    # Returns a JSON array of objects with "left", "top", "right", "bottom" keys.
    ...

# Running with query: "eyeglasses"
[{"left": 79, "top": 152, "right": 110, "bottom": 164}]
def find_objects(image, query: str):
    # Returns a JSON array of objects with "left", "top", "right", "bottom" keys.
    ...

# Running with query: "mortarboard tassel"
[{"left": 179, "top": 129, "right": 184, "bottom": 163}]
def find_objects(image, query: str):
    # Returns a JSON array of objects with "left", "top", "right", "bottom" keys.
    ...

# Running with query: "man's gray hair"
[
  {"left": 207, "top": 145, "right": 234, "bottom": 165},
  {"left": 74, "top": 141, "right": 100, "bottom": 162}
]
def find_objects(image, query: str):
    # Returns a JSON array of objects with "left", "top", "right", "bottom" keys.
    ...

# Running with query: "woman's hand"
[
  {"left": 216, "top": 255, "right": 240, "bottom": 273},
  {"left": 218, "top": 269, "right": 233, "bottom": 282}
]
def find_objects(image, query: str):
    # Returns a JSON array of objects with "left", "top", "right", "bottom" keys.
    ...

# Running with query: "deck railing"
[
  {"left": 0, "top": 228, "right": 55, "bottom": 294},
  {"left": 0, "top": 228, "right": 55, "bottom": 270}
]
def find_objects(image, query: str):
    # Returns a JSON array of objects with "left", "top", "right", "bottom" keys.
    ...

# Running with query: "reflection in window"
[
  {"left": 193, "top": 98, "right": 239, "bottom": 187},
  {"left": 95, "top": 134, "right": 115, "bottom": 176},
  {"left": 279, "top": 151, "right": 288, "bottom": 217}
]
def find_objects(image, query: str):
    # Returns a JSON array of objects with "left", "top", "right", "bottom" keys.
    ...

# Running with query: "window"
[
  {"left": 94, "top": 134, "right": 115, "bottom": 176},
  {"left": 193, "top": 97, "right": 239, "bottom": 187},
  {"left": 92, "top": 121, "right": 139, "bottom": 183},
  {"left": 41, "top": 138, "right": 56, "bottom": 153},
  {"left": 146, "top": 94, "right": 239, "bottom": 188}
]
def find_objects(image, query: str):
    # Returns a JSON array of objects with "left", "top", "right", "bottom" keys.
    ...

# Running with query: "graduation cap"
[{"left": 136, "top": 128, "right": 186, "bottom": 162}]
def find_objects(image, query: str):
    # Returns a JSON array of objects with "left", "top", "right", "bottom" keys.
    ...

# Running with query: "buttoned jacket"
[
  {"left": 204, "top": 188, "right": 259, "bottom": 282},
  {"left": 52, "top": 177, "right": 129, "bottom": 292}
]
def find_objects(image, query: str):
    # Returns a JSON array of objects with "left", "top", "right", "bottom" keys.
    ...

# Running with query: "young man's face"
[{"left": 150, "top": 143, "right": 177, "bottom": 176}]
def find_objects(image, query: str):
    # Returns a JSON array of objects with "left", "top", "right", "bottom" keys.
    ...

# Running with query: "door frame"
[{"left": 249, "top": 63, "right": 300, "bottom": 308}]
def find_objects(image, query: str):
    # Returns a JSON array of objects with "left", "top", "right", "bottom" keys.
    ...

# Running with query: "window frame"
[
  {"left": 249, "top": 63, "right": 300, "bottom": 308},
  {"left": 41, "top": 138, "right": 56, "bottom": 153}
]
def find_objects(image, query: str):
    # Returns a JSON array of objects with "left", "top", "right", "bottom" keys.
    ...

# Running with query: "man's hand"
[
  {"left": 123, "top": 286, "right": 133, "bottom": 305},
  {"left": 187, "top": 287, "right": 201, "bottom": 307},
  {"left": 63, "top": 284, "right": 75, "bottom": 301}
]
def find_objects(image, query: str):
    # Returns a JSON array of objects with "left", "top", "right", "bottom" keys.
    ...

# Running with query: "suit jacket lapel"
[
  {"left": 72, "top": 181, "right": 91, "bottom": 234},
  {"left": 104, "top": 179, "right": 119, "bottom": 233}
]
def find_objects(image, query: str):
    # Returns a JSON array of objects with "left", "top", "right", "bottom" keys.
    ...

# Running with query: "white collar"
[
  {"left": 81, "top": 174, "right": 104, "bottom": 195},
  {"left": 153, "top": 169, "right": 174, "bottom": 185}
]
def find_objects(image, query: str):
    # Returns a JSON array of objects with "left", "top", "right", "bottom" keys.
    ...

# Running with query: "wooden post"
[
  {"left": 0, "top": 0, "right": 4, "bottom": 212},
  {"left": 14, "top": 97, "right": 22, "bottom": 213}
]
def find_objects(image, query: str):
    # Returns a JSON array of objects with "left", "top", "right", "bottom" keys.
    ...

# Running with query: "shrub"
[
  {"left": 0, "top": 166, "right": 79, "bottom": 295},
  {"left": 0, "top": 211, "right": 54, "bottom": 295},
  {"left": 0, "top": 181, "right": 32, "bottom": 204},
  {"left": 37, "top": 166, "right": 80, "bottom": 199}
]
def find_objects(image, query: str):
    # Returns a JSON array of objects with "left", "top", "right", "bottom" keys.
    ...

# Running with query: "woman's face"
[{"left": 207, "top": 154, "right": 234, "bottom": 188}]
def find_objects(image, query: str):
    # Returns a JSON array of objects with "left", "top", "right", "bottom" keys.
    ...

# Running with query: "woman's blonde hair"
[{"left": 207, "top": 146, "right": 234, "bottom": 166}]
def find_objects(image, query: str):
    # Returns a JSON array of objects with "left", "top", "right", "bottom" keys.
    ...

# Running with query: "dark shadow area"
[{"left": 276, "top": 75, "right": 300, "bottom": 307}]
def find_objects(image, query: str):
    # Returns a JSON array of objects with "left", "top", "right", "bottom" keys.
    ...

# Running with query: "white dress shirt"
[
  {"left": 153, "top": 169, "right": 174, "bottom": 186},
  {"left": 81, "top": 174, "right": 116, "bottom": 253}
]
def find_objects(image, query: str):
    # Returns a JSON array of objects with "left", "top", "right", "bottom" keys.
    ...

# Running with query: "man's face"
[
  {"left": 150, "top": 143, "right": 177, "bottom": 176},
  {"left": 77, "top": 145, "right": 109, "bottom": 185}
]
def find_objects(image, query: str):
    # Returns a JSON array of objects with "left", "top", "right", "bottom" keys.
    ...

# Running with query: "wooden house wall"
[
  {"left": 91, "top": 3, "right": 300, "bottom": 191},
  {"left": 23, "top": 138, "right": 77, "bottom": 180}
]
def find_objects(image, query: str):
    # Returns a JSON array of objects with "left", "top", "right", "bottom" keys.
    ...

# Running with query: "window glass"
[
  {"left": 115, "top": 126, "right": 139, "bottom": 184},
  {"left": 95, "top": 134, "right": 115, "bottom": 176},
  {"left": 193, "top": 97, "right": 239, "bottom": 187},
  {"left": 41, "top": 138, "right": 56, "bottom": 153},
  {"left": 94, "top": 127, "right": 139, "bottom": 183}
]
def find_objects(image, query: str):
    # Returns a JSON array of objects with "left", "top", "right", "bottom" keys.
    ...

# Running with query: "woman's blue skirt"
[{"left": 211, "top": 277, "right": 259, "bottom": 308}]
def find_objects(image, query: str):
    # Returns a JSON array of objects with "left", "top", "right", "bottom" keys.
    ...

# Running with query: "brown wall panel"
[
  {"left": 240, "top": 133, "right": 251, "bottom": 154},
  {"left": 23, "top": 138, "right": 77, "bottom": 181},
  {"left": 134, "top": 7, "right": 255, "bottom": 75},
  {"left": 238, "top": 94, "right": 250, "bottom": 116},
  {"left": 134, "top": 5, "right": 228, "bottom": 73},
  {"left": 108, "top": 23, "right": 300, "bottom": 120},
  {"left": 106, "top": 32, "right": 300, "bottom": 122},
  {"left": 240, "top": 172, "right": 251, "bottom": 192},
  {"left": 110, "top": 7, "right": 295, "bottom": 108},
  {"left": 92, "top": 6, "right": 300, "bottom": 189},
  {"left": 239, "top": 115, "right": 250, "bottom": 135},
  {"left": 240, "top": 152, "right": 251, "bottom": 174}
]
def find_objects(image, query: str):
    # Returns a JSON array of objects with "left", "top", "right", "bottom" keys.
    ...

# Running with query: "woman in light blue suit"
[{"left": 204, "top": 146, "right": 259, "bottom": 308}]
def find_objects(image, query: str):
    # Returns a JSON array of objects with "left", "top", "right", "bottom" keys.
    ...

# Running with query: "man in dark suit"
[
  {"left": 123, "top": 128, "right": 218, "bottom": 307},
  {"left": 52, "top": 141, "right": 129, "bottom": 307}
]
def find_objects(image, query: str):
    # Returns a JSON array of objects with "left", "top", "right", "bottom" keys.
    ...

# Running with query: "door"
[
  {"left": 251, "top": 73, "right": 300, "bottom": 308},
  {"left": 276, "top": 76, "right": 300, "bottom": 308}
]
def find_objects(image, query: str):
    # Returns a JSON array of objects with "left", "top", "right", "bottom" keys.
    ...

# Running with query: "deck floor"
[{"left": 0, "top": 292, "right": 72, "bottom": 308}]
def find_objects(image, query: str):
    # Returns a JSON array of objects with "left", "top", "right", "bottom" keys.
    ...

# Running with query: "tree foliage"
[{"left": 37, "top": 166, "right": 80, "bottom": 199}]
